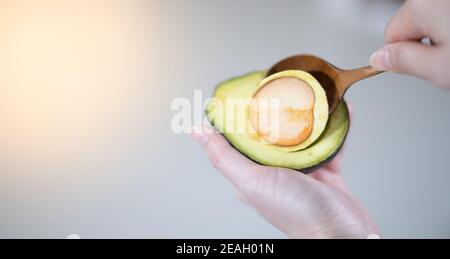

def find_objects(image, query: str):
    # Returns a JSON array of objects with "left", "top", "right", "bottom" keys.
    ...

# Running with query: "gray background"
[{"left": 1, "top": 0, "right": 450, "bottom": 238}]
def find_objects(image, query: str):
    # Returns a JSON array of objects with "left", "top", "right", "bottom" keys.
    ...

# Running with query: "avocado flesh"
[{"left": 206, "top": 71, "right": 349, "bottom": 172}]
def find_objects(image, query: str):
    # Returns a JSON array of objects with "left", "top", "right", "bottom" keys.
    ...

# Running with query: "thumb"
[{"left": 370, "top": 41, "right": 440, "bottom": 83}]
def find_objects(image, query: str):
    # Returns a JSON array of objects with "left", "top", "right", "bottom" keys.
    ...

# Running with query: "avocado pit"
[{"left": 249, "top": 77, "right": 315, "bottom": 147}]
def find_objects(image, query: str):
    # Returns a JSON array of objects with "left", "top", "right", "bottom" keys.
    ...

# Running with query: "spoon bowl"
[{"left": 267, "top": 55, "right": 383, "bottom": 114}]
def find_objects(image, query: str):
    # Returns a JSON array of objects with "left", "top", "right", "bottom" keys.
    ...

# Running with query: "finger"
[
  {"left": 323, "top": 152, "right": 343, "bottom": 173},
  {"left": 235, "top": 191, "right": 251, "bottom": 206},
  {"left": 347, "top": 102, "right": 354, "bottom": 121},
  {"left": 191, "top": 125, "right": 273, "bottom": 196},
  {"left": 370, "top": 41, "right": 441, "bottom": 81},
  {"left": 385, "top": 1, "right": 427, "bottom": 43}
]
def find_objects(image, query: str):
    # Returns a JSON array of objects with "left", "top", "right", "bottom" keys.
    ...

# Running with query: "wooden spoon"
[{"left": 267, "top": 55, "right": 383, "bottom": 114}]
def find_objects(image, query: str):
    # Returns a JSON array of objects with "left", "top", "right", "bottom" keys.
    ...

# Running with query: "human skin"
[
  {"left": 192, "top": 0, "right": 450, "bottom": 239},
  {"left": 370, "top": 0, "right": 450, "bottom": 88},
  {"left": 191, "top": 122, "right": 380, "bottom": 239}
]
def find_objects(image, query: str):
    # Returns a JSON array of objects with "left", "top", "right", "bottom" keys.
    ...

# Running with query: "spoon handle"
[{"left": 337, "top": 66, "right": 384, "bottom": 93}]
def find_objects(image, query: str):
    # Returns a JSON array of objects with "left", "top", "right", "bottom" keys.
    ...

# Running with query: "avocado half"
[
  {"left": 206, "top": 71, "right": 350, "bottom": 173},
  {"left": 251, "top": 70, "right": 330, "bottom": 152}
]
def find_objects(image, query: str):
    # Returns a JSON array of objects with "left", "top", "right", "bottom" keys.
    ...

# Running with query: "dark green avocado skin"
[
  {"left": 208, "top": 109, "right": 350, "bottom": 174},
  {"left": 299, "top": 138, "right": 345, "bottom": 174},
  {"left": 299, "top": 106, "right": 349, "bottom": 173}
]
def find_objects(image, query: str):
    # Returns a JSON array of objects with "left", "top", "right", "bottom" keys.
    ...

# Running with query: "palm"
[{"left": 246, "top": 165, "right": 379, "bottom": 238}]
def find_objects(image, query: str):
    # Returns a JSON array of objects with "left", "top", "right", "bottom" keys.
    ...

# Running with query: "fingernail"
[
  {"left": 370, "top": 51, "right": 392, "bottom": 71},
  {"left": 190, "top": 125, "right": 214, "bottom": 145}
]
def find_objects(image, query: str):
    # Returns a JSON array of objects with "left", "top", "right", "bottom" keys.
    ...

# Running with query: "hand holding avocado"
[
  {"left": 191, "top": 124, "right": 380, "bottom": 239},
  {"left": 193, "top": 0, "right": 450, "bottom": 239}
]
